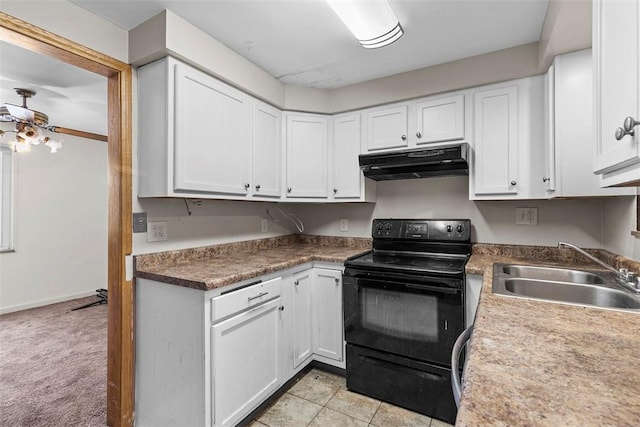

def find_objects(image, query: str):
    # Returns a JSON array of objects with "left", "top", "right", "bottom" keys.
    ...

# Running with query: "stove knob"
[
  {"left": 446, "top": 225, "right": 453, "bottom": 233},
  {"left": 385, "top": 223, "right": 392, "bottom": 230},
  {"left": 457, "top": 225, "right": 464, "bottom": 233},
  {"left": 376, "top": 223, "right": 383, "bottom": 230}
]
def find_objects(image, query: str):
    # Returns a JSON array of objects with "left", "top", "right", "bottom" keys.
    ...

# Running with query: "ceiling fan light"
[
  {"left": 327, "top": 0, "right": 403, "bottom": 49},
  {"left": 44, "top": 138, "right": 62, "bottom": 154}
]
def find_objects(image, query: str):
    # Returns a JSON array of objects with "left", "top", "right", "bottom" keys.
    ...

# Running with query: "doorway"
[{"left": 0, "top": 12, "right": 134, "bottom": 427}]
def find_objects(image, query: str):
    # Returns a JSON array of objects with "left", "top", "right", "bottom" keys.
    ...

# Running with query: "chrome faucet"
[{"left": 558, "top": 242, "right": 640, "bottom": 293}]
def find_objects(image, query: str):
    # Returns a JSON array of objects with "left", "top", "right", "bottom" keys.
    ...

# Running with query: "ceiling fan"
[{"left": 0, "top": 88, "right": 107, "bottom": 153}]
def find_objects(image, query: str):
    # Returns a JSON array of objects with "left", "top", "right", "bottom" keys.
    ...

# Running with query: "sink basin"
[
  {"left": 500, "top": 265, "right": 605, "bottom": 285},
  {"left": 492, "top": 264, "right": 640, "bottom": 312},
  {"left": 502, "top": 278, "right": 640, "bottom": 309}
]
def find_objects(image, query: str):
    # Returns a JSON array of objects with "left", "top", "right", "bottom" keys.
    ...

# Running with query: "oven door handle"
[{"left": 404, "top": 283, "right": 460, "bottom": 294}]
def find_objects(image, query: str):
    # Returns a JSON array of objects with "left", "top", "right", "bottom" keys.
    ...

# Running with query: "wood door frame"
[{"left": 0, "top": 13, "right": 134, "bottom": 427}]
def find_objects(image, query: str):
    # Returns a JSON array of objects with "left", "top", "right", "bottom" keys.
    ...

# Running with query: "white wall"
[
  {"left": 292, "top": 177, "right": 605, "bottom": 248},
  {"left": 0, "top": 129, "right": 108, "bottom": 313},
  {"left": 601, "top": 195, "right": 640, "bottom": 259}
]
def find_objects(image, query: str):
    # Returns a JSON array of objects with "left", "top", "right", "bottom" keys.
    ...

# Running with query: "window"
[{"left": 0, "top": 147, "right": 13, "bottom": 251}]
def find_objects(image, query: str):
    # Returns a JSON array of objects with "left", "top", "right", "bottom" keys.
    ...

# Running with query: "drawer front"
[{"left": 211, "top": 277, "right": 282, "bottom": 323}]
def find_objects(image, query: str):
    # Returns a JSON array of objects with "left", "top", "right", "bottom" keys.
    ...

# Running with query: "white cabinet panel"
[
  {"left": 594, "top": 0, "right": 640, "bottom": 176},
  {"left": 174, "top": 62, "right": 251, "bottom": 195},
  {"left": 472, "top": 86, "right": 518, "bottom": 195},
  {"left": 332, "top": 113, "right": 362, "bottom": 199},
  {"left": 252, "top": 101, "right": 281, "bottom": 197},
  {"left": 212, "top": 298, "right": 282, "bottom": 427},
  {"left": 292, "top": 270, "right": 313, "bottom": 367},
  {"left": 285, "top": 114, "right": 328, "bottom": 198},
  {"left": 313, "top": 269, "right": 343, "bottom": 362},
  {"left": 366, "top": 105, "right": 409, "bottom": 151},
  {"left": 416, "top": 95, "right": 465, "bottom": 144}
]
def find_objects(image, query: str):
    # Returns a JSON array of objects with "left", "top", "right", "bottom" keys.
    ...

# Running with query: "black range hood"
[{"left": 359, "top": 143, "right": 469, "bottom": 181}]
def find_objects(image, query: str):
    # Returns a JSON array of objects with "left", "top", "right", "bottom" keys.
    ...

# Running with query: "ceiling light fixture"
[
  {"left": 0, "top": 88, "right": 107, "bottom": 153},
  {"left": 327, "top": 0, "right": 404, "bottom": 49}
]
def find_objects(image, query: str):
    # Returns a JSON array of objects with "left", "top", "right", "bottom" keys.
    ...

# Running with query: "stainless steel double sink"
[{"left": 492, "top": 264, "right": 640, "bottom": 312}]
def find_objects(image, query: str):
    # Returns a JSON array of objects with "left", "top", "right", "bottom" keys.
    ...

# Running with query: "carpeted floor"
[{"left": 0, "top": 296, "right": 107, "bottom": 427}]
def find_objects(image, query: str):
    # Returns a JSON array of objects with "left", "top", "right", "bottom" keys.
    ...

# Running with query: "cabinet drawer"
[{"left": 211, "top": 277, "right": 282, "bottom": 323}]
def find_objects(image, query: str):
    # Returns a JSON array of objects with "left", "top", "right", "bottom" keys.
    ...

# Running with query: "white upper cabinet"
[
  {"left": 470, "top": 76, "right": 546, "bottom": 200},
  {"left": 546, "top": 49, "right": 634, "bottom": 198},
  {"left": 332, "top": 113, "right": 363, "bottom": 199},
  {"left": 416, "top": 95, "right": 465, "bottom": 145},
  {"left": 593, "top": 0, "right": 640, "bottom": 186},
  {"left": 174, "top": 62, "right": 252, "bottom": 195},
  {"left": 365, "top": 105, "right": 409, "bottom": 151},
  {"left": 252, "top": 101, "right": 281, "bottom": 197},
  {"left": 285, "top": 113, "right": 329, "bottom": 198}
]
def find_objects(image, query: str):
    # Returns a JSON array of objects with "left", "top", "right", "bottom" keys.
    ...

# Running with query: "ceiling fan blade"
[
  {"left": 5, "top": 103, "right": 35, "bottom": 121},
  {"left": 49, "top": 126, "right": 108, "bottom": 142}
]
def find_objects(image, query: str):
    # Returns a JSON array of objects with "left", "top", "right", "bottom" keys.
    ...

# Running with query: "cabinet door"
[
  {"left": 416, "top": 95, "right": 465, "bottom": 144},
  {"left": 286, "top": 115, "right": 328, "bottom": 198},
  {"left": 252, "top": 101, "right": 281, "bottom": 197},
  {"left": 292, "top": 270, "right": 313, "bottom": 368},
  {"left": 333, "top": 114, "right": 362, "bottom": 199},
  {"left": 543, "top": 64, "right": 557, "bottom": 193},
  {"left": 472, "top": 86, "right": 519, "bottom": 195},
  {"left": 174, "top": 63, "right": 251, "bottom": 195},
  {"left": 212, "top": 298, "right": 282, "bottom": 427},
  {"left": 366, "top": 105, "right": 408, "bottom": 151},
  {"left": 593, "top": 0, "right": 640, "bottom": 174},
  {"left": 313, "top": 269, "right": 343, "bottom": 362}
]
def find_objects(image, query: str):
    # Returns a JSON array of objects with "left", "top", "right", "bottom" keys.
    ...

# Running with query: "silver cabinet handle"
[
  {"left": 334, "top": 278, "right": 339, "bottom": 284},
  {"left": 624, "top": 116, "right": 640, "bottom": 132},
  {"left": 248, "top": 291, "right": 268, "bottom": 302},
  {"left": 416, "top": 132, "right": 422, "bottom": 138},
  {"left": 244, "top": 183, "right": 250, "bottom": 190},
  {"left": 615, "top": 127, "right": 632, "bottom": 140},
  {"left": 255, "top": 184, "right": 261, "bottom": 191},
  {"left": 333, "top": 188, "right": 338, "bottom": 194},
  {"left": 279, "top": 306, "right": 284, "bottom": 311},
  {"left": 287, "top": 187, "right": 292, "bottom": 193},
  {"left": 510, "top": 180, "right": 517, "bottom": 186},
  {"left": 294, "top": 280, "right": 299, "bottom": 286},
  {"left": 542, "top": 177, "right": 550, "bottom": 183},
  {"left": 401, "top": 134, "right": 407, "bottom": 141}
]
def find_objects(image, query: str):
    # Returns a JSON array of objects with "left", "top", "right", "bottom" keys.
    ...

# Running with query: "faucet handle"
[
  {"left": 619, "top": 268, "right": 628, "bottom": 276},
  {"left": 626, "top": 271, "right": 637, "bottom": 282}
]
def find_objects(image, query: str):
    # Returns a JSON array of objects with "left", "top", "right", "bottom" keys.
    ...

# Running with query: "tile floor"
[{"left": 250, "top": 369, "right": 454, "bottom": 427}]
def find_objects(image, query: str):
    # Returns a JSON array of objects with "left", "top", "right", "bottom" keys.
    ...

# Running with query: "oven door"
[{"left": 343, "top": 269, "right": 464, "bottom": 367}]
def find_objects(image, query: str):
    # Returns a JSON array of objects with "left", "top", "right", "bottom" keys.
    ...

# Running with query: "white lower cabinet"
[
  {"left": 212, "top": 298, "right": 282, "bottom": 427},
  {"left": 135, "top": 264, "right": 345, "bottom": 427}
]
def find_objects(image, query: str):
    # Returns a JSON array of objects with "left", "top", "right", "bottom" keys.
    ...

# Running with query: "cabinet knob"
[
  {"left": 333, "top": 188, "right": 338, "bottom": 194},
  {"left": 279, "top": 306, "right": 285, "bottom": 311},
  {"left": 294, "top": 280, "right": 299, "bottom": 286},
  {"left": 401, "top": 134, "right": 407, "bottom": 141},
  {"left": 255, "top": 184, "right": 261, "bottom": 191},
  {"left": 510, "top": 180, "right": 517, "bottom": 186},
  {"left": 624, "top": 116, "right": 640, "bottom": 132},
  {"left": 334, "top": 278, "right": 339, "bottom": 284},
  {"left": 416, "top": 132, "right": 422, "bottom": 139},
  {"left": 244, "top": 183, "right": 250, "bottom": 190},
  {"left": 542, "top": 177, "right": 550, "bottom": 183},
  {"left": 615, "top": 127, "right": 633, "bottom": 140},
  {"left": 287, "top": 187, "right": 292, "bottom": 193}
]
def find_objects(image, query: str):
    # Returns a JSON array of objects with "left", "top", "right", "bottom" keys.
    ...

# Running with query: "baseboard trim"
[{"left": 0, "top": 290, "right": 100, "bottom": 314}]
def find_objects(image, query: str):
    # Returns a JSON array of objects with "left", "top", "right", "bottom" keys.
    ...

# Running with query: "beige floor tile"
[
  {"left": 308, "top": 407, "right": 368, "bottom": 427},
  {"left": 247, "top": 421, "right": 268, "bottom": 427},
  {"left": 288, "top": 371, "right": 341, "bottom": 405},
  {"left": 370, "top": 402, "right": 432, "bottom": 427},
  {"left": 257, "top": 393, "right": 322, "bottom": 427},
  {"left": 307, "top": 368, "right": 347, "bottom": 390},
  {"left": 429, "top": 418, "right": 454, "bottom": 427},
  {"left": 325, "top": 389, "right": 381, "bottom": 423}
]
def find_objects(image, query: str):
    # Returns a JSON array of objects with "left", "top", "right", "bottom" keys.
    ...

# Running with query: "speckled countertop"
[
  {"left": 134, "top": 235, "right": 371, "bottom": 291},
  {"left": 458, "top": 245, "right": 640, "bottom": 426}
]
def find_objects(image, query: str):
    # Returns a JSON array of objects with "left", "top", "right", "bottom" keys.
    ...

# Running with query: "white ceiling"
[
  {"left": 70, "top": 0, "right": 551, "bottom": 89},
  {"left": 0, "top": 41, "right": 107, "bottom": 134}
]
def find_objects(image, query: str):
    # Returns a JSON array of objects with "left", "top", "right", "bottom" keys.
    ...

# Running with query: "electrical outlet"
[
  {"left": 261, "top": 218, "right": 269, "bottom": 233},
  {"left": 339, "top": 218, "right": 349, "bottom": 232},
  {"left": 515, "top": 208, "right": 538, "bottom": 225},
  {"left": 147, "top": 221, "right": 168, "bottom": 242}
]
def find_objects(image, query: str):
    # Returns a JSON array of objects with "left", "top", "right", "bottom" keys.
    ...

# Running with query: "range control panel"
[{"left": 372, "top": 219, "right": 471, "bottom": 241}]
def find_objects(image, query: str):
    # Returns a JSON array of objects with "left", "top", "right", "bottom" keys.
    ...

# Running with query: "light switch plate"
[
  {"left": 339, "top": 218, "right": 349, "bottom": 232},
  {"left": 515, "top": 208, "right": 538, "bottom": 225},
  {"left": 132, "top": 212, "right": 147, "bottom": 233}
]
